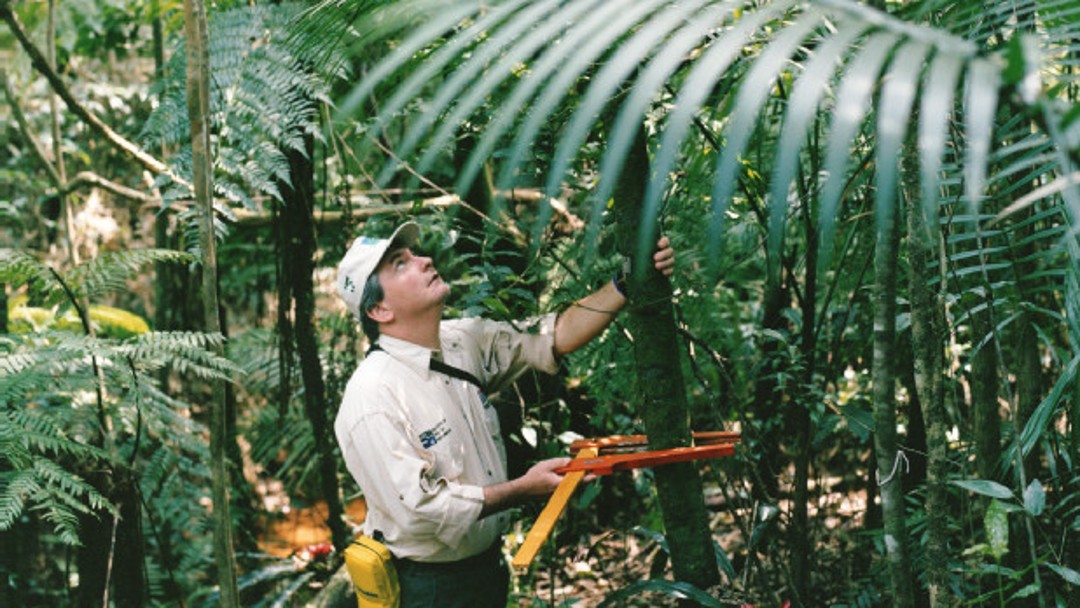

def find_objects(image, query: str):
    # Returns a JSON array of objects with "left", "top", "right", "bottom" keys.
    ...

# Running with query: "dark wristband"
[{"left": 613, "top": 269, "right": 627, "bottom": 296}]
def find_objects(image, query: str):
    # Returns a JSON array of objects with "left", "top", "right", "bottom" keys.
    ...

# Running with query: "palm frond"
[{"left": 335, "top": 0, "right": 1078, "bottom": 277}]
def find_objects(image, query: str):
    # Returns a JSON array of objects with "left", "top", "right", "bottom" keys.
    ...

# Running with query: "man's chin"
[{"left": 433, "top": 281, "right": 450, "bottom": 300}]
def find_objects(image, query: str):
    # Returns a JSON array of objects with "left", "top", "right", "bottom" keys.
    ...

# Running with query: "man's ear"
[{"left": 366, "top": 301, "right": 394, "bottom": 324}]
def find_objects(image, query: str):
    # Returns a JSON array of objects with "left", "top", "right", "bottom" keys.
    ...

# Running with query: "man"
[{"left": 335, "top": 221, "right": 674, "bottom": 607}]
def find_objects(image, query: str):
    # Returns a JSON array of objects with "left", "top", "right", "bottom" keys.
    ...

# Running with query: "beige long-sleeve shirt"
[{"left": 335, "top": 314, "right": 558, "bottom": 562}]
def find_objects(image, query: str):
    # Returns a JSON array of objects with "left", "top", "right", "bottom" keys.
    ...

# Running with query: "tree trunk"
[
  {"left": 1002, "top": 180, "right": 1042, "bottom": 606},
  {"left": 75, "top": 505, "right": 113, "bottom": 608},
  {"left": 112, "top": 474, "right": 146, "bottom": 608},
  {"left": 752, "top": 283, "right": 787, "bottom": 506},
  {"left": 871, "top": 183, "right": 915, "bottom": 608},
  {"left": 611, "top": 124, "right": 719, "bottom": 592},
  {"left": 789, "top": 185, "right": 818, "bottom": 607},
  {"left": 971, "top": 310, "right": 1000, "bottom": 483},
  {"left": 183, "top": 0, "right": 240, "bottom": 603},
  {"left": 906, "top": 187, "right": 949, "bottom": 606},
  {"left": 279, "top": 135, "right": 350, "bottom": 552}
]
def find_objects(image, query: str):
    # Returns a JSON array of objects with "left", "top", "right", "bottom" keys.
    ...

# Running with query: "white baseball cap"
[{"left": 336, "top": 221, "right": 420, "bottom": 319}]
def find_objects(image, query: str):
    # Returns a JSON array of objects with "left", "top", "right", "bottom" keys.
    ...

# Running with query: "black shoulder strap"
[
  {"left": 369, "top": 343, "right": 485, "bottom": 392},
  {"left": 429, "top": 358, "right": 485, "bottom": 392}
]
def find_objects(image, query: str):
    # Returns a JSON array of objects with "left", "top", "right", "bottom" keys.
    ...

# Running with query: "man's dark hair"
[{"left": 360, "top": 272, "right": 384, "bottom": 342}]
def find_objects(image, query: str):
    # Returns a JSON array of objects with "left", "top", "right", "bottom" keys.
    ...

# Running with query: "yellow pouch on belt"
[{"left": 344, "top": 535, "right": 400, "bottom": 608}]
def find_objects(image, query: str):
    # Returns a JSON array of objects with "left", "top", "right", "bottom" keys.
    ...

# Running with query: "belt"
[{"left": 394, "top": 543, "right": 502, "bottom": 573}]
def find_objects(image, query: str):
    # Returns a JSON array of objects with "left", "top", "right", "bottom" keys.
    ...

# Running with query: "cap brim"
[{"left": 387, "top": 221, "right": 420, "bottom": 252}]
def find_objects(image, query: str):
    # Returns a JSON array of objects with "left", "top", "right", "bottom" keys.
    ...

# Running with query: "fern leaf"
[
  {"left": 66, "top": 249, "right": 194, "bottom": 303},
  {"left": 118, "top": 331, "right": 243, "bottom": 381},
  {"left": 0, "top": 249, "right": 62, "bottom": 302}
]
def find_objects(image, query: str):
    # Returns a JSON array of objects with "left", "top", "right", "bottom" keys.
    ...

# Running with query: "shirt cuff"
[{"left": 436, "top": 483, "right": 485, "bottom": 545}]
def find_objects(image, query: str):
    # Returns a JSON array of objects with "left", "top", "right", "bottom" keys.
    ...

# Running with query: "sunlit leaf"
[
  {"left": 984, "top": 498, "right": 1009, "bottom": 559},
  {"left": 952, "top": 479, "right": 1014, "bottom": 500},
  {"left": 1023, "top": 479, "right": 1045, "bottom": 516}
]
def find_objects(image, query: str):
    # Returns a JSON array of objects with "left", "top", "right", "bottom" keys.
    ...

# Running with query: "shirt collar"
[{"left": 376, "top": 334, "right": 437, "bottom": 380}]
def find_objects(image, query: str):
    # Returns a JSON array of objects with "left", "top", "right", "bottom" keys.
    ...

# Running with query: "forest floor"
[
  {"left": 256, "top": 497, "right": 778, "bottom": 607},
  {"left": 252, "top": 461, "right": 863, "bottom": 606}
]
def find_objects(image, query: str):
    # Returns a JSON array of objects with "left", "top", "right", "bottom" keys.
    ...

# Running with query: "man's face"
[{"left": 374, "top": 247, "right": 449, "bottom": 319}]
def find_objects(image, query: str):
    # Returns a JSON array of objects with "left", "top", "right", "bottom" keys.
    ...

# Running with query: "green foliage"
[
  {"left": 0, "top": 409, "right": 115, "bottom": 546},
  {"left": 140, "top": 2, "right": 347, "bottom": 211},
  {"left": 952, "top": 476, "right": 1079, "bottom": 600},
  {"left": 1, "top": 247, "right": 193, "bottom": 311},
  {"left": 1, "top": 247, "right": 234, "bottom": 602}
]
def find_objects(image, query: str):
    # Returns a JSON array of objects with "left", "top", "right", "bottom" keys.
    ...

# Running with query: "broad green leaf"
[
  {"left": 1023, "top": 479, "right": 1045, "bottom": 516},
  {"left": 1015, "top": 355, "right": 1078, "bottom": 459},
  {"left": 952, "top": 479, "right": 1014, "bottom": 500},
  {"left": 1007, "top": 583, "right": 1040, "bottom": 599},
  {"left": 1046, "top": 563, "right": 1080, "bottom": 586}
]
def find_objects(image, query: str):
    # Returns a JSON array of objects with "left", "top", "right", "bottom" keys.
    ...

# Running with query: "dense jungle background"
[{"left": 2, "top": 0, "right": 1080, "bottom": 606}]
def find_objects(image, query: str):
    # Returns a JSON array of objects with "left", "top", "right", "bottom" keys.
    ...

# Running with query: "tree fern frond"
[
  {"left": 133, "top": 381, "right": 210, "bottom": 459},
  {"left": 0, "top": 249, "right": 61, "bottom": 301},
  {"left": 0, "top": 351, "right": 41, "bottom": 377},
  {"left": 4, "top": 409, "right": 111, "bottom": 463},
  {"left": 34, "top": 499, "right": 86, "bottom": 547},
  {"left": 66, "top": 249, "right": 195, "bottom": 304},
  {"left": 31, "top": 458, "right": 113, "bottom": 514},
  {"left": 118, "top": 331, "right": 242, "bottom": 381},
  {"left": 0, "top": 470, "right": 40, "bottom": 530},
  {"left": 139, "top": 1, "right": 347, "bottom": 268},
  {"left": 0, "top": 452, "right": 115, "bottom": 546}
]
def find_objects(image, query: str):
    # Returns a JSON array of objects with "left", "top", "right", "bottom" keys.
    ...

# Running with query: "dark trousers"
[{"left": 394, "top": 544, "right": 509, "bottom": 608}]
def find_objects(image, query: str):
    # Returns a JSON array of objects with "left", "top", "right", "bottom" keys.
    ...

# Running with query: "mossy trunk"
[
  {"left": 872, "top": 185, "right": 915, "bottom": 608},
  {"left": 906, "top": 184, "right": 949, "bottom": 606},
  {"left": 611, "top": 124, "right": 719, "bottom": 592}
]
